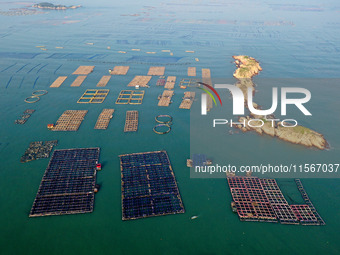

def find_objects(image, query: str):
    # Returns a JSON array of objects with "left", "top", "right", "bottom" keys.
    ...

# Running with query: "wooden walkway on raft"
[
  {"left": 128, "top": 76, "right": 152, "bottom": 87},
  {"left": 71, "top": 76, "right": 87, "bottom": 87},
  {"left": 147, "top": 66, "right": 165, "bottom": 76},
  {"left": 202, "top": 68, "right": 213, "bottom": 111},
  {"left": 52, "top": 110, "right": 87, "bottom": 131},
  {"left": 94, "top": 109, "right": 114, "bottom": 129},
  {"left": 110, "top": 66, "right": 130, "bottom": 75},
  {"left": 77, "top": 89, "right": 109, "bottom": 103},
  {"left": 158, "top": 90, "right": 174, "bottom": 107},
  {"left": 96, "top": 76, "right": 111, "bottom": 87},
  {"left": 116, "top": 90, "right": 144, "bottom": 105},
  {"left": 164, "top": 76, "right": 176, "bottom": 89},
  {"left": 179, "top": 92, "right": 195, "bottom": 109},
  {"left": 50, "top": 76, "right": 67, "bottom": 88},
  {"left": 72, "top": 66, "right": 94, "bottom": 75},
  {"left": 124, "top": 110, "right": 138, "bottom": 132},
  {"left": 179, "top": 78, "right": 199, "bottom": 88},
  {"left": 188, "top": 67, "right": 196, "bottom": 77}
]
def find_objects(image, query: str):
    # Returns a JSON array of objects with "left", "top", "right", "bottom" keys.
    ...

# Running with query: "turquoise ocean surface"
[{"left": 0, "top": 0, "right": 340, "bottom": 254}]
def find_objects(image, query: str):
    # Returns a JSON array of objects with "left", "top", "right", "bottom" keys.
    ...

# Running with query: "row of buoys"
[
  {"left": 25, "top": 90, "right": 48, "bottom": 103},
  {"left": 153, "top": 115, "right": 172, "bottom": 134}
]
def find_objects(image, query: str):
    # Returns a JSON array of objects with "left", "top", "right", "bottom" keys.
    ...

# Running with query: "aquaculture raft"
[
  {"left": 20, "top": 140, "right": 58, "bottom": 163},
  {"left": 147, "top": 66, "right": 165, "bottom": 76},
  {"left": 72, "top": 66, "right": 95, "bottom": 75},
  {"left": 227, "top": 177, "right": 324, "bottom": 225},
  {"left": 119, "top": 150, "right": 185, "bottom": 220},
  {"left": 294, "top": 179, "right": 325, "bottom": 225},
  {"left": 179, "top": 92, "right": 195, "bottom": 109},
  {"left": 29, "top": 148, "right": 100, "bottom": 217},
  {"left": 96, "top": 76, "right": 111, "bottom": 87},
  {"left": 128, "top": 75, "right": 152, "bottom": 87},
  {"left": 52, "top": 110, "right": 87, "bottom": 131},
  {"left": 187, "top": 67, "right": 196, "bottom": 77},
  {"left": 156, "top": 78, "right": 165, "bottom": 86},
  {"left": 110, "top": 66, "right": 130, "bottom": 75},
  {"left": 71, "top": 76, "right": 87, "bottom": 87},
  {"left": 164, "top": 76, "right": 176, "bottom": 89},
  {"left": 116, "top": 90, "right": 144, "bottom": 105},
  {"left": 124, "top": 110, "right": 138, "bottom": 132},
  {"left": 94, "top": 109, "right": 114, "bottom": 129},
  {"left": 179, "top": 78, "right": 200, "bottom": 88},
  {"left": 290, "top": 205, "right": 318, "bottom": 225},
  {"left": 158, "top": 90, "right": 174, "bottom": 107},
  {"left": 77, "top": 89, "right": 109, "bottom": 103},
  {"left": 15, "top": 109, "right": 35, "bottom": 124},
  {"left": 50, "top": 76, "right": 67, "bottom": 88}
]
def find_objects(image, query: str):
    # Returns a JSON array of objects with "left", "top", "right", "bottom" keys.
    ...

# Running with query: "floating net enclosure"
[
  {"left": 227, "top": 177, "right": 324, "bottom": 225},
  {"left": 29, "top": 148, "right": 100, "bottom": 217},
  {"left": 119, "top": 151, "right": 185, "bottom": 220}
]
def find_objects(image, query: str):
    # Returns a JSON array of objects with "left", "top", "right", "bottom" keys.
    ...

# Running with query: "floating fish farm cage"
[
  {"left": 20, "top": 140, "right": 58, "bottom": 163},
  {"left": 77, "top": 89, "right": 109, "bottom": 104},
  {"left": 227, "top": 176, "right": 325, "bottom": 225},
  {"left": 15, "top": 109, "right": 35, "bottom": 124},
  {"left": 29, "top": 148, "right": 100, "bottom": 217},
  {"left": 119, "top": 151, "right": 185, "bottom": 220},
  {"left": 124, "top": 111, "right": 138, "bottom": 132},
  {"left": 94, "top": 109, "right": 114, "bottom": 129},
  {"left": 116, "top": 90, "right": 144, "bottom": 105}
]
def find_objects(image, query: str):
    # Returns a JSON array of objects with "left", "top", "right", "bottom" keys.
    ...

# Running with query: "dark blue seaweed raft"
[
  {"left": 119, "top": 151, "right": 185, "bottom": 220},
  {"left": 29, "top": 148, "right": 100, "bottom": 217}
]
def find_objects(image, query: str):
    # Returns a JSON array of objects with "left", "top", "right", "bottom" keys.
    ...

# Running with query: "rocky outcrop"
[{"left": 232, "top": 55, "right": 328, "bottom": 150}]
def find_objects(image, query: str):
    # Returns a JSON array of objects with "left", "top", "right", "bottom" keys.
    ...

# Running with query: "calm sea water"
[{"left": 0, "top": 0, "right": 340, "bottom": 254}]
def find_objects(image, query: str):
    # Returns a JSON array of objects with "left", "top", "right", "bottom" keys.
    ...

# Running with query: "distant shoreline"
[{"left": 32, "top": 3, "right": 82, "bottom": 10}]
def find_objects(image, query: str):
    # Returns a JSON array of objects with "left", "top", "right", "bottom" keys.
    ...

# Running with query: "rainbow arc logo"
[{"left": 198, "top": 82, "right": 222, "bottom": 115}]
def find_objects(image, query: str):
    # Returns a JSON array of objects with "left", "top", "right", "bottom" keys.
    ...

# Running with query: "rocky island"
[
  {"left": 32, "top": 2, "right": 81, "bottom": 10},
  {"left": 232, "top": 55, "right": 328, "bottom": 150}
]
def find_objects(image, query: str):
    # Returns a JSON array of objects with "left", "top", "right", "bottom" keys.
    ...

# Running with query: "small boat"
[
  {"left": 191, "top": 215, "right": 199, "bottom": 220},
  {"left": 231, "top": 202, "right": 237, "bottom": 213},
  {"left": 186, "top": 159, "right": 193, "bottom": 167},
  {"left": 94, "top": 184, "right": 100, "bottom": 193}
]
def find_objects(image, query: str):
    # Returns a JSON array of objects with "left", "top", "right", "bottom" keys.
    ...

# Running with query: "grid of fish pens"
[
  {"left": 29, "top": 148, "right": 100, "bottom": 217},
  {"left": 227, "top": 177, "right": 278, "bottom": 223},
  {"left": 119, "top": 151, "right": 185, "bottom": 220}
]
